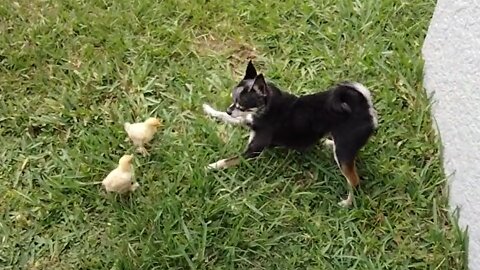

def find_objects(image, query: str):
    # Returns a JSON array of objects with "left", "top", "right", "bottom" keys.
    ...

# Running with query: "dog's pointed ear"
[
  {"left": 252, "top": 74, "right": 270, "bottom": 96},
  {"left": 244, "top": 60, "right": 257, "bottom": 80}
]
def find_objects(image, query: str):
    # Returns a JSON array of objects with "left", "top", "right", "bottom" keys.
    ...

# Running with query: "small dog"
[{"left": 203, "top": 61, "right": 378, "bottom": 207}]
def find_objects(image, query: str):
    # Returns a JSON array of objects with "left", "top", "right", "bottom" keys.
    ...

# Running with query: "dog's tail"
[{"left": 329, "top": 82, "right": 378, "bottom": 127}]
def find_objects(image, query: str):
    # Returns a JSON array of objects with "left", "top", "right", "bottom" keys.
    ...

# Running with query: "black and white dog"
[{"left": 203, "top": 61, "right": 378, "bottom": 207}]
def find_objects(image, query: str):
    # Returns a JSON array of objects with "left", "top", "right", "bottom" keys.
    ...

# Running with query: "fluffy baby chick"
[
  {"left": 102, "top": 154, "right": 139, "bottom": 194},
  {"left": 124, "top": 117, "right": 162, "bottom": 155}
]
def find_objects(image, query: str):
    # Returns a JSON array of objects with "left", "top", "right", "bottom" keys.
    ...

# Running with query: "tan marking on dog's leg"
[
  {"left": 338, "top": 160, "right": 360, "bottom": 207},
  {"left": 206, "top": 156, "right": 240, "bottom": 170}
]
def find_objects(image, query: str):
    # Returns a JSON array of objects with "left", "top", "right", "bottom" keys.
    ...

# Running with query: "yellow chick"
[
  {"left": 102, "top": 155, "right": 139, "bottom": 194},
  {"left": 124, "top": 117, "right": 162, "bottom": 155}
]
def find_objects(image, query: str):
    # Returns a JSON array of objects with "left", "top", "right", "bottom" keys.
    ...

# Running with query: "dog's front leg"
[
  {"left": 203, "top": 104, "right": 246, "bottom": 125},
  {"left": 206, "top": 132, "right": 270, "bottom": 170},
  {"left": 206, "top": 156, "right": 242, "bottom": 170}
]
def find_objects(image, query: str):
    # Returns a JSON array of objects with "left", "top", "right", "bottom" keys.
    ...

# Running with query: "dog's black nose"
[{"left": 226, "top": 104, "right": 234, "bottom": 115}]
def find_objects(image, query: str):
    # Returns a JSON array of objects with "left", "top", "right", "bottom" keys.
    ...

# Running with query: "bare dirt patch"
[{"left": 193, "top": 33, "right": 258, "bottom": 75}]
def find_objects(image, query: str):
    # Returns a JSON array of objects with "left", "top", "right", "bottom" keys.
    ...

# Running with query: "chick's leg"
[
  {"left": 136, "top": 146, "right": 149, "bottom": 156},
  {"left": 131, "top": 139, "right": 149, "bottom": 156},
  {"left": 137, "top": 147, "right": 148, "bottom": 155}
]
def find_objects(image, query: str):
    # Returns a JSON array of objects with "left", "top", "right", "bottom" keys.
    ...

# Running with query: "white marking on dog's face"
[
  {"left": 231, "top": 107, "right": 257, "bottom": 119},
  {"left": 245, "top": 114, "right": 254, "bottom": 124},
  {"left": 230, "top": 108, "right": 249, "bottom": 118},
  {"left": 232, "top": 86, "right": 246, "bottom": 101},
  {"left": 228, "top": 80, "right": 264, "bottom": 118}
]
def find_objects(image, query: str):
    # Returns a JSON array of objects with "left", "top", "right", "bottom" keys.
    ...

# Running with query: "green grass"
[{"left": 0, "top": 0, "right": 467, "bottom": 269}]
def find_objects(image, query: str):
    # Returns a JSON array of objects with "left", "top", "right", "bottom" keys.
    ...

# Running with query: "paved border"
[{"left": 423, "top": 0, "right": 480, "bottom": 268}]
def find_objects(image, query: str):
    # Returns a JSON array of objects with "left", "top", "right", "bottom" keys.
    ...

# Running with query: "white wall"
[{"left": 423, "top": 0, "right": 480, "bottom": 268}]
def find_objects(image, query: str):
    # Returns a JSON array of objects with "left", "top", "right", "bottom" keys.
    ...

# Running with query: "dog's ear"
[
  {"left": 244, "top": 60, "right": 257, "bottom": 80},
  {"left": 252, "top": 74, "right": 270, "bottom": 96}
]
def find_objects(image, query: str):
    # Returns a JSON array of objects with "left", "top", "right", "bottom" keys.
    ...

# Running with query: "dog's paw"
[
  {"left": 323, "top": 139, "right": 334, "bottom": 148},
  {"left": 206, "top": 159, "right": 226, "bottom": 170},
  {"left": 338, "top": 197, "right": 352, "bottom": 208},
  {"left": 203, "top": 104, "right": 218, "bottom": 117},
  {"left": 205, "top": 162, "right": 219, "bottom": 170}
]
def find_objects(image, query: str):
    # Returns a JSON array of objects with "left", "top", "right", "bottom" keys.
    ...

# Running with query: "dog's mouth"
[
  {"left": 227, "top": 106, "right": 257, "bottom": 118},
  {"left": 229, "top": 110, "right": 246, "bottom": 118}
]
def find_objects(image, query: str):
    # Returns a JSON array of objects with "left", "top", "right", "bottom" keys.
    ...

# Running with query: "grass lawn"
[{"left": 0, "top": 0, "right": 467, "bottom": 269}]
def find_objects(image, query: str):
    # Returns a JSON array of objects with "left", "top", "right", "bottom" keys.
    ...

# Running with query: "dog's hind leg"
[
  {"left": 332, "top": 126, "right": 372, "bottom": 207},
  {"left": 326, "top": 139, "right": 358, "bottom": 207},
  {"left": 337, "top": 159, "right": 360, "bottom": 207}
]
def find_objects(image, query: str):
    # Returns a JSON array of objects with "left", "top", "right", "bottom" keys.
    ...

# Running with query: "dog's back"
[{"left": 259, "top": 82, "right": 376, "bottom": 151}]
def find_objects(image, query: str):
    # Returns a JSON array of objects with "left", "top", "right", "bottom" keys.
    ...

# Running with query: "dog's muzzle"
[{"left": 226, "top": 104, "right": 235, "bottom": 115}]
